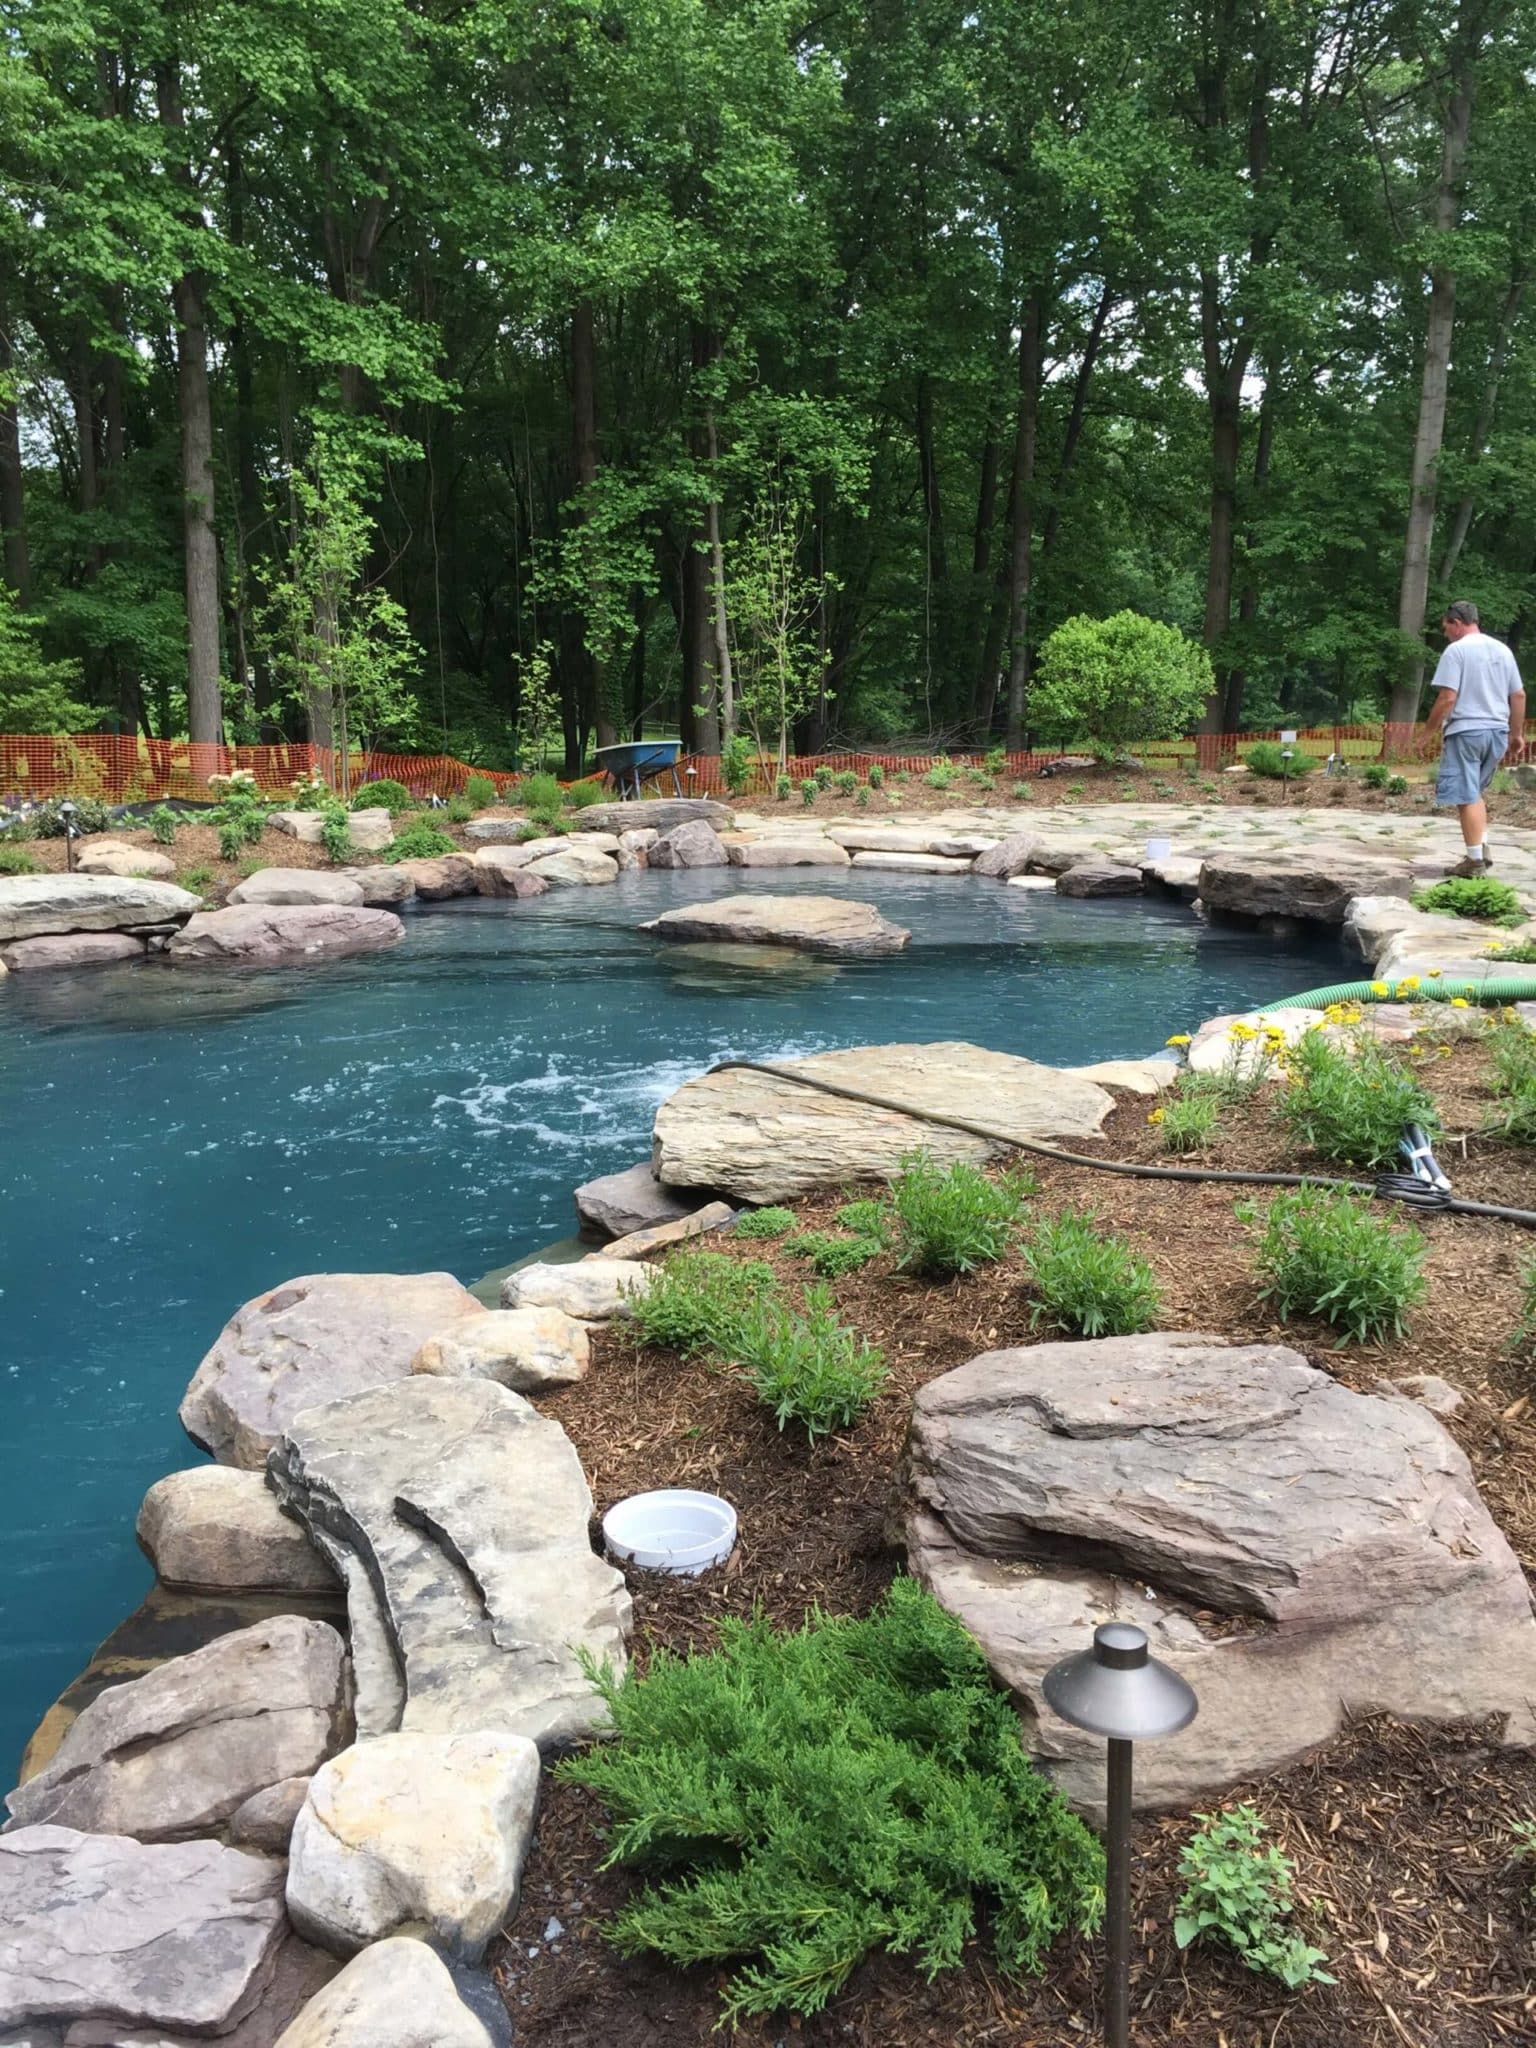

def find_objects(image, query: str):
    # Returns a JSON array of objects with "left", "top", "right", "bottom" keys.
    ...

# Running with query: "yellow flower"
[
  {"left": 1148, "top": 1108, "right": 1165, "bottom": 1125},
  {"left": 1450, "top": 997, "right": 1470, "bottom": 1009},
  {"left": 1370, "top": 981, "right": 1390, "bottom": 997},
  {"left": 1436, "top": 1043, "right": 1452, "bottom": 1055},
  {"left": 1396, "top": 975, "right": 1421, "bottom": 992},
  {"left": 1165, "top": 1034, "right": 1191, "bottom": 1047},
  {"left": 1428, "top": 969, "right": 1443, "bottom": 978},
  {"left": 1228, "top": 1021, "right": 1258, "bottom": 1041}
]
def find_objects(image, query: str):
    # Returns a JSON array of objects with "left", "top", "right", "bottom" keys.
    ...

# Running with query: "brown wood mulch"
[{"left": 494, "top": 1044, "right": 1536, "bottom": 2048}]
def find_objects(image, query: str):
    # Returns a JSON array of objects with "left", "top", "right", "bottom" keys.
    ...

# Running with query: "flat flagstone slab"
[{"left": 641, "top": 893, "right": 909, "bottom": 958}]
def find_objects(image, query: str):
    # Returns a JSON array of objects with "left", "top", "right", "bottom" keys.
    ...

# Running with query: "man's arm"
[
  {"left": 1424, "top": 686, "right": 1456, "bottom": 734},
  {"left": 1508, "top": 688, "right": 1525, "bottom": 758}
]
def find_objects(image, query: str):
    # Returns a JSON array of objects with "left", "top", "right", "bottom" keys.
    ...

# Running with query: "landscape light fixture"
[
  {"left": 58, "top": 799, "right": 79, "bottom": 872},
  {"left": 1042, "top": 1622, "right": 1198, "bottom": 2048}
]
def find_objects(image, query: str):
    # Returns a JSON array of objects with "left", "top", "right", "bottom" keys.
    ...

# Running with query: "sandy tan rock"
[
  {"left": 726, "top": 838, "right": 851, "bottom": 867},
  {"left": 526, "top": 846, "right": 619, "bottom": 887},
  {"left": 228, "top": 1774, "right": 312, "bottom": 1854},
  {"left": 0, "top": 876, "right": 200, "bottom": 943},
  {"left": 271, "top": 1937, "right": 499, "bottom": 2048},
  {"left": 136, "top": 1466, "right": 337, "bottom": 1593},
  {"left": 1199, "top": 852, "right": 1413, "bottom": 923},
  {"left": 339, "top": 866, "right": 416, "bottom": 907},
  {"left": 411, "top": 1308, "right": 589, "bottom": 1391},
  {"left": 500, "top": 1259, "right": 651, "bottom": 1320},
  {"left": 598, "top": 1201, "right": 736, "bottom": 1260},
  {"left": 228, "top": 870, "right": 365, "bottom": 908},
  {"left": 75, "top": 845, "right": 177, "bottom": 881},
  {"left": 849, "top": 850, "right": 974, "bottom": 874},
  {"left": 391, "top": 856, "right": 477, "bottom": 899}
]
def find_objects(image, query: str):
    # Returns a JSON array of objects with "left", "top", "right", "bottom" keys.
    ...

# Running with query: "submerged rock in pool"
[
  {"left": 642, "top": 892, "right": 909, "bottom": 958},
  {"left": 166, "top": 904, "right": 404, "bottom": 966},
  {"left": 659, "top": 939, "right": 840, "bottom": 987}
]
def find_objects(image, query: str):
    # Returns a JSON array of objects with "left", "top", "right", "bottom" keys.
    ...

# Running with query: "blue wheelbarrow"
[{"left": 593, "top": 739, "right": 685, "bottom": 800}]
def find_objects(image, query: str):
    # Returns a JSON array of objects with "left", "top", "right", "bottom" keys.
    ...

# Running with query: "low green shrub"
[
  {"left": 1277, "top": 1028, "right": 1438, "bottom": 1168},
  {"left": 924, "top": 759, "right": 957, "bottom": 789},
  {"left": 1483, "top": 1018, "right": 1536, "bottom": 1143},
  {"left": 463, "top": 772, "right": 497, "bottom": 809},
  {"left": 813, "top": 764, "right": 835, "bottom": 791},
  {"left": 350, "top": 778, "right": 413, "bottom": 815},
  {"left": 1158, "top": 1087, "right": 1220, "bottom": 1154},
  {"left": 1360, "top": 761, "right": 1390, "bottom": 789},
  {"left": 1011, "top": 779, "right": 1033, "bottom": 799},
  {"left": 320, "top": 806, "right": 355, "bottom": 862},
  {"left": 1023, "top": 1209, "right": 1160, "bottom": 1337},
  {"left": 799, "top": 779, "right": 818, "bottom": 806},
  {"left": 630, "top": 1250, "right": 776, "bottom": 1358},
  {"left": 832, "top": 768, "right": 858, "bottom": 794},
  {"left": 148, "top": 805, "right": 180, "bottom": 845},
  {"left": 834, "top": 1195, "right": 892, "bottom": 1242},
  {"left": 1255, "top": 1185, "right": 1425, "bottom": 1343},
  {"left": 516, "top": 815, "right": 567, "bottom": 840},
  {"left": 565, "top": 776, "right": 609, "bottom": 810},
  {"left": 1176, "top": 1805, "right": 1332, "bottom": 1989},
  {"left": 519, "top": 770, "right": 562, "bottom": 814},
  {"left": 19, "top": 793, "right": 116, "bottom": 837},
  {"left": 732, "top": 1206, "right": 797, "bottom": 1241},
  {"left": 1511, "top": 1258, "right": 1536, "bottom": 1354},
  {"left": 984, "top": 745, "right": 1007, "bottom": 775},
  {"left": 180, "top": 862, "right": 213, "bottom": 894},
  {"left": 1412, "top": 874, "right": 1526, "bottom": 925},
  {"left": 890, "top": 1153, "right": 1030, "bottom": 1276},
  {"left": 1386, "top": 774, "right": 1409, "bottom": 796},
  {"left": 1245, "top": 742, "right": 1315, "bottom": 780},
  {"left": 0, "top": 844, "right": 41, "bottom": 874},
  {"left": 784, "top": 1230, "right": 883, "bottom": 1277},
  {"left": 733, "top": 1282, "right": 886, "bottom": 1439},
  {"left": 384, "top": 819, "right": 459, "bottom": 863},
  {"left": 1487, "top": 937, "right": 1536, "bottom": 962},
  {"left": 560, "top": 1578, "right": 1104, "bottom": 2022},
  {"left": 775, "top": 773, "right": 793, "bottom": 801},
  {"left": 866, "top": 762, "right": 885, "bottom": 788},
  {"left": 721, "top": 734, "right": 755, "bottom": 796},
  {"left": 856, "top": 785, "right": 871, "bottom": 806},
  {"left": 1067, "top": 779, "right": 1086, "bottom": 796},
  {"left": 444, "top": 795, "right": 474, "bottom": 823}
]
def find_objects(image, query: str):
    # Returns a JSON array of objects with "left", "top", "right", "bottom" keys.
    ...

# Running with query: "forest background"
[{"left": 2, "top": 0, "right": 1535, "bottom": 775}]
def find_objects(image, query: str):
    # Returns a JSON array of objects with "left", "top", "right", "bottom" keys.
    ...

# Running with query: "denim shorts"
[{"left": 1437, "top": 727, "right": 1508, "bottom": 804}]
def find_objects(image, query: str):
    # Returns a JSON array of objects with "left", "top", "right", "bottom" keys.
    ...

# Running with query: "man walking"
[{"left": 1425, "top": 600, "right": 1525, "bottom": 875}]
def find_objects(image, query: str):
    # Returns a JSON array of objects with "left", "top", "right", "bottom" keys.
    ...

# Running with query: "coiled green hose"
[{"left": 1264, "top": 973, "right": 1536, "bottom": 1010}]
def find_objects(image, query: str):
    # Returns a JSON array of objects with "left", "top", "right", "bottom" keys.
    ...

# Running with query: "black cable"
[{"left": 709, "top": 1059, "right": 1536, "bottom": 1230}]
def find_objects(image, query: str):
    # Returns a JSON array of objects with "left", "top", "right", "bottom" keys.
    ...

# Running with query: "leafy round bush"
[
  {"left": 560, "top": 1579, "right": 1104, "bottom": 2023},
  {"left": 462, "top": 773, "right": 497, "bottom": 809},
  {"left": 1244, "top": 741, "right": 1315, "bottom": 780},
  {"left": 866, "top": 762, "right": 885, "bottom": 788},
  {"left": 1022, "top": 1208, "right": 1160, "bottom": 1337},
  {"left": 629, "top": 1250, "right": 776, "bottom": 1357},
  {"left": 890, "top": 1153, "right": 1029, "bottom": 1276},
  {"left": 564, "top": 776, "right": 610, "bottom": 810},
  {"left": 350, "top": 778, "right": 414, "bottom": 815},
  {"left": 1032, "top": 611, "right": 1213, "bottom": 754},
  {"left": 732, "top": 1281, "right": 887, "bottom": 1438},
  {"left": 19, "top": 794, "right": 116, "bottom": 838},
  {"left": 1254, "top": 1185, "right": 1425, "bottom": 1343},
  {"left": 1278, "top": 1029, "right": 1438, "bottom": 1168},
  {"left": 1413, "top": 874, "right": 1526, "bottom": 925},
  {"left": 1361, "top": 762, "right": 1390, "bottom": 790},
  {"left": 384, "top": 820, "right": 459, "bottom": 863}
]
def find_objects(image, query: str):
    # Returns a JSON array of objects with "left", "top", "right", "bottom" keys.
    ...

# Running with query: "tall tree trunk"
[
  {"left": 687, "top": 321, "right": 720, "bottom": 755},
  {"left": 0, "top": 298, "right": 30, "bottom": 602},
  {"left": 569, "top": 299, "right": 616, "bottom": 751},
  {"left": 964, "top": 415, "right": 1000, "bottom": 729},
  {"left": 1003, "top": 293, "right": 1044, "bottom": 751},
  {"left": 1388, "top": 37, "right": 1479, "bottom": 726},
  {"left": 1437, "top": 269, "right": 1527, "bottom": 591},
  {"left": 156, "top": 59, "right": 222, "bottom": 766},
  {"left": 1040, "top": 281, "right": 1114, "bottom": 561},
  {"left": 704, "top": 402, "right": 734, "bottom": 744},
  {"left": 1223, "top": 364, "right": 1278, "bottom": 730},
  {"left": 915, "top": 369, "right": 949, "bottom": 711}
]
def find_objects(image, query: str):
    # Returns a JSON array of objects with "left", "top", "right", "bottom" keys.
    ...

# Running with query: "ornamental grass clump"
[
  {"left": 1175, "top": 1805, "right": 1332, "bottom": 1989},
  {"left": 889, "top": 1152, "right": 1032, "bottom": 1276},
  {"left": 1157, "top": 1083, "right": 1221, "bottom": 1154},
  {"left": 1483, "top": 1017, "right": 1536, "bottom": 1143},
  {"left": 1022, "top": 1209, "right": 1160, "bottom": 1337},
  {"left": 560, "top": 1578, "right": 1105, "bottom": 2023},
  {"left": 630, "top": 1250, "right": 776, "bottom": 1359},
  {"left": 1255, "top": 1185, "right": 1425, "bottom": 1343},
  {"left": 1277, "top": 1028, "right": 1438, "bottom": 1168},
  {"left": 1412, "top": 874, "right": 1526, "bottom": 926},
  {"left": 731, "top": 1282, "right": 886, "bottom": 1439}
]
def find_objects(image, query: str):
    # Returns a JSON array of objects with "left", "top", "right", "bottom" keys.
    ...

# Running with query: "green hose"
[{"left": 1265, "top": 972, "right": 1536, "bottom": 1010}]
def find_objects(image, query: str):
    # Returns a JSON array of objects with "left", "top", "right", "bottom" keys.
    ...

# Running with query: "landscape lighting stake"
[
  {"left": 59, "top": 799, "right": 78, "bottom": 871},
  {"left": 1042, "top": 1623, "right": 1198, "bottom": 2048}
]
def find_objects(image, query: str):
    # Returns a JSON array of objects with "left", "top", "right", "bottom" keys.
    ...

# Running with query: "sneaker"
[{"left": 1446, "top": 853, "right": 1492, "bottom": 878}]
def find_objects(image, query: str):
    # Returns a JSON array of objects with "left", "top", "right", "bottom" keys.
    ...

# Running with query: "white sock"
[{"left": 1467, "top": 843, "right": 1485, "bottom": 860}]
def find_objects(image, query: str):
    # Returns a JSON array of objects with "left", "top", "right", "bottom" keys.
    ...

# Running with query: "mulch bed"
[{"left": 495, "top": 1041, "right": 1536, "bottom": 2048}]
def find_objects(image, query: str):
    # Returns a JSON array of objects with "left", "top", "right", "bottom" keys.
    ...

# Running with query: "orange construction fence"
[{"left": 0, "top": 723, "right": 1488, "bottom": 804}]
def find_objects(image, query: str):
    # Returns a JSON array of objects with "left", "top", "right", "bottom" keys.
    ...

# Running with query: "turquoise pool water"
[{"left": 0, "top": 868, "right": 1341, "bottom": 1775}]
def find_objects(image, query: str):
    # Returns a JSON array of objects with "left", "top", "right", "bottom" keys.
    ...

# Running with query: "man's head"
[{"left": 1442, "top": 600, "right": 1481, "bottom": 642}]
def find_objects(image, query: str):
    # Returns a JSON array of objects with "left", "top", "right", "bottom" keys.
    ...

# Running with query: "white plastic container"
[
  {"left": 1145, "top": 835, "right": 1172, "bottom": 861},
  {"left": 602, "top": 1489, "right": 737, "bottom": 1576}
]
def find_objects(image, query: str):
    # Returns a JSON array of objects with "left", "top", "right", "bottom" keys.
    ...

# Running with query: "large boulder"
[
  {"left": 573, "top": 1160, "right": 704, "bottom": 1240},
  {"left": 228, "top": 870, "right": 365, "bottom": 908},
  {"left": 411, "top": 1308, "right": 590, "bottom": 1392},
  {"left": 462, "top": 817, "right": 530, "bottom": 844},
  {"left": 269, "top": 810, "right": 392, "bottom": 852},
  {"left": 75, "top": 843, "right": 178, "bottom": 881},
  {"left": 390, "top": 856, "right": 477, "bottom": 900},
  {"left": 180, "top": 1272, "right": 485, "bottom": 1469},
  {"left": 339, "top": 865, "right": 416, "bottom": 907},
  {"left": 973, "top": 832, "right": 1041, "bottom": 879},
  {"left": 470, "top": 849, "right": 550, "bottom": 899},
  {"left": 267, "top": 1378, "right": 631, "bottom": 1745},
  {"left": 166, "top": 905, "right": 403, "bottom": 967},
  {"left": 525, "top": 845, "right": 619, "bottom": 888},
  {"left": 136, "top": 1466, "right": 338, "bottom": 1594},
  {"left": 1342, "top": 894, "right": 1449, "bottom": 966},
  {"left": 51, "top": 1934, "right": 339, "bottom": 2048},
  {"left": 286, "top": 1730, "right": 540, "bottom": 1961},
  {"left": 573, "top": 797, "right": 732, "bottom": 834},
  {"left": 0, "top": 875, "right": 200, "bottom": 944},
  {"left": 0, "top": 933, "right": 145, "bottom": 972},
  {"left": 849, "top": 850, "right": 973, "bottom": 874},
  {"left": 726, "top": 838, "right": 850, "bottom": 867},
  {"left": 906, "top": 1333, "right": 1536, "bottom": 1812},
  {"left": 828, "top": 827, "right": 997, "bottom": 858},
  {"left": 641, "top": 893, "right": 910, "bottom": 958},
  {"left": 5, "top": 1616, "right": 350, "bottom": 1842},
  {"left": 652, "top": 1042, "right": 1114, "bottom": 1203},
  {"left": 1055, "top": 860, "right": 1142, "bottom": 897},
  {"left": 0, "top": 1828, "right": 287, "bottom": 2035},
  {"left": 647, "top": 819, "right": 729, "bottom": 869},
  {"left": 499, "top": 1258, "right": 651, "bottom": 1320},
  {"left": 272, "top": 1937, "right": 502, "bottom": 2048},
  {"left": 229, "top": 1774, "right": 313, "bottom": 1855},
  {"left": 1198, "top": 853, "right": 1413, "bottom": 924}
]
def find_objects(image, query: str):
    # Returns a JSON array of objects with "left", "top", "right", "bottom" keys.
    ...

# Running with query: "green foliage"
[
  {"left": 384, "top": 820, "right": 458, "bottom": 862},
  {"left": 1158, "top": 1087, "right": 1220, "bottom": 1153},
  {"left": 814, "top": 764, "right": 834, "bottom": 790},
  {"left": 889, "top": 1153, "right": 1030, "bottom": 1276},
  {"left": 14, "top": 794, "right": 116, "bottom": 838},
  {"left": 732, "top": 1206, "right": 797, "bottom": 1241},
  {"left": 180, "top": 863, "right": 214, "bottom": 894},
  {"left": 1022, "top": 1210, "right": 1160, "bottom": 1337},
  {"left": 1511, "top": 1259, "right": 1536, "bottom": 1354},
  {"left": 0, "top": 586, "right": 95, "bottom": 733},
  {"left": 1278, "top": 1029, "right": 1439, "bottom": 1168},
  {"left": 984, "top": 746, "right": 1006, "bottom": 774},
  {"left": 630, "top": 1250, "right": 777, "bottom": 1358},
  {"left": 1486, "top": 938, "right": 1536, "bottom": 962},
  {"left": 210, "top": 775, "right": 268, "bottom": 863},
  {"left": 1385, "top": 774, "right": 1409, "bottom": 796},
  {"left": 924, "top": 759, "right": 957, "bottom": 789},
  {"left": 1033, "top": 613, "right": 1214, "bottom": 755},
  {"left": 1254, "top": 1186, "right": 1426, "bottom": 1343},
  {"left": 775, "top": 774, "right": 793, "bottom": 801},
  {"left": 835, "top": 1196, "right": 893, "bottom": 1241},
  {"left": 856, "top": 784, "right": 871, "bottom": 806},
  {"left": 463, "top": 774, "right": 497, "bottom": 810},
  {"left": 564, "top": 777, "right": 610, "bottom": 811},
  {"left": 1361, "top": 762, "right": 1390, "bottom": 789},
  {"left": 519, "top": 771, "right": 563, "bottom": 815},
  {"left": 799, "top": 778, "right": 818, "bottom": 805},
  {"left": 1412, "top": 876, "right": 1526, "bottom": 926},
  {"left": 1244, "top": 742, "right": 1315, "bottom": 779},
  {"left": 148, "top": 806, "right": 180, "bottom": 846},
  {"left": 721, "top": 734, "right": 756, "bottom": 796},
  {"left": 1011, "top": 780, "right": 1033, "bottom": 799},
  {"left": 560, "top": 1579, "right": 1104, "bottom": 2022},
  {"left": 784, "top": 1230, "right": 883, "bottom": 1276},
  {"left": 866, "top": 763, "right": 885, "bottom": 789},
  {"left": 350, "top": 778, "right": 414, "bottom": 815},
  {"left": 733, "top": 1282, "right": 886, "bottom": 1439},
  {"left": 0, "top": 844, "right": 41, "bottom": 874},
  {"left": 444, "top": 795, "right": 474, "bottom": 823},
  {"left": 319, "top": 806, "right": 355, "bottom": 863},
  {"left": 832, "top": 768, "right": 858, "bottom": 794},
  {"left": 1482, "top": 1018, "right": 1536, "bottom": 1143},
  {"left": 1175, "top": 1806, "right": 1332, "bottom": 1989}
]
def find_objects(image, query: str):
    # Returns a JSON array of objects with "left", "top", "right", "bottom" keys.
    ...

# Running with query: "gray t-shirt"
[{"left": 1433, "top": 632, "right": 1523, "bottom": 732}]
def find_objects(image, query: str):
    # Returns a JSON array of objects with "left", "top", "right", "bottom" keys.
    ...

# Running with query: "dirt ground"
[{"left": 493, "top": 1048, "right": 1536, "bottom": 2048}]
